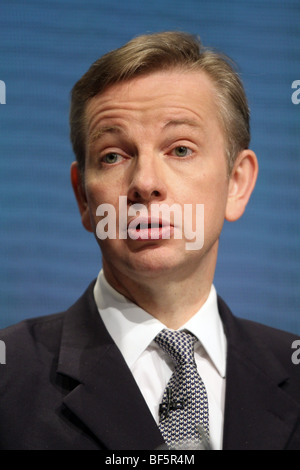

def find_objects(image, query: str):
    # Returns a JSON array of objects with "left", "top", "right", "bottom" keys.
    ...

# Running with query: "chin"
[
  {"left": 126, "top": 249, "right": 187, "bottom": 278},
  {"left": 102, "top": 239, "right": 195, "bottom": 278}
]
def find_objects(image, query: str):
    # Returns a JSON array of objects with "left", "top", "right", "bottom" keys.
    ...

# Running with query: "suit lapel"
[
  {"left": 57, "top": 282, "right": 164, "bottom": 450},
  {"left": 219, "top": 297, "right": 300, "bottom": 450}
]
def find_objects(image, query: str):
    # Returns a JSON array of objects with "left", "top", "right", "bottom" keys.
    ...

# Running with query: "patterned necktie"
[{"left": 155, "top": 329, "right": 210, "bottom": 449}]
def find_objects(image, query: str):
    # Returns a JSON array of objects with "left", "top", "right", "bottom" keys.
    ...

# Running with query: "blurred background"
[{"left": 0, "top": 0, "right": 299, "bottom": 332}]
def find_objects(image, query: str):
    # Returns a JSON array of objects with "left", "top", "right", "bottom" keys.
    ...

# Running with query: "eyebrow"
[
  {"left": 162, "top": 118, "right": 202, "bottom": 131},
  {"left": 89, "top": 125, "right": 125, "bottom": 144},
  {"left": 89, "top": 118, "right": 202, "bottom": 144}
]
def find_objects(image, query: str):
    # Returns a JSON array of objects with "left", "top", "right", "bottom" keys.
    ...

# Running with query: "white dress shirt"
[{"left": 93, "top": 270, "right": 227, "bottom": 450}]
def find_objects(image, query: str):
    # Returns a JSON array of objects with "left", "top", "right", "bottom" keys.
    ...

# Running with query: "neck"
[{"left": 102, "top": 257, "right": 216, "bottom": 329}]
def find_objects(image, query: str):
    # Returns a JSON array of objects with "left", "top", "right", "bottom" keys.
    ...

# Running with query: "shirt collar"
[{"left": 93, "top": 270, "right": 226, "bottom": 378}]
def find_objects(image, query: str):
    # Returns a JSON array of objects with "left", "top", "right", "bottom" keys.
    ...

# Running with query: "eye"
[
  {"left": 101, "top": 152, "right": 123, "bottom": 164},
  {"left": 172, "top": 146, "right": 192, "bottom": 157}
]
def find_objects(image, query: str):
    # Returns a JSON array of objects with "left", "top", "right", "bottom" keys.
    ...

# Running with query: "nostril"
[
  {"left": 131, "top": 189, "right": 160, "bottom": 200},
  {"left": 128, "top": 184, "right": 166, "bottom": 205}
]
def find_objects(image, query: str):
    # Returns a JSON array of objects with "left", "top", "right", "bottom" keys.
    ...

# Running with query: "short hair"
[{"left": 70, "top": 31, "right": 250, "bottom": 175}]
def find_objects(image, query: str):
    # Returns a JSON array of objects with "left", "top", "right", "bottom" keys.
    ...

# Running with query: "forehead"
[{"left": 85, "top": 70, "right": 220, "bottom": 133}]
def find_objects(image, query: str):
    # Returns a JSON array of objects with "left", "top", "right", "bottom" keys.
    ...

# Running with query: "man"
[{"left": 1, "top": 31, "right": 300, "bottom": 450}]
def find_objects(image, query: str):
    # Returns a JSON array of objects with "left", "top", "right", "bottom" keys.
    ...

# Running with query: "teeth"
[
  {"left": 145, "top": 223, "right": 160, "bottom": 229},
  {"left": 134, "top": 222, "right": 162, "bottom": 230}
]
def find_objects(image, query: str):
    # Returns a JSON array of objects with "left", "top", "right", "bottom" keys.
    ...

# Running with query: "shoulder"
[
  {"left": 0, "top": 312, "right": 65, "bottom": 375},
  {"left": 0, "top": 280, "right": 97, "bottom": 354},
  {"left": 218, "top": 295, "right": 300, "bottom": 380},
  {"left": 236, "top": 315, "right": 299, "bottom": 365},
  {"left": 0, "top": 281, "right": 97, "bottom": 377},
  {"left": 218, "top": 294, "right": 300, "bottom": 344}
]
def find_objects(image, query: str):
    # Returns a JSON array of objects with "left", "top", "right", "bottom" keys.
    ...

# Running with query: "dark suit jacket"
[{"left": 1, "top": 280, "right": 300, "bottom": 450}]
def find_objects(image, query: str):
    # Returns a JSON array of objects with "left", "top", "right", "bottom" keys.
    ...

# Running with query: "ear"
[
  {"left": 225, "top": 149, "right": 258, "bottom": 222},
  {"left": 70, "top": 161, "right": 93, "bottom": 232}
]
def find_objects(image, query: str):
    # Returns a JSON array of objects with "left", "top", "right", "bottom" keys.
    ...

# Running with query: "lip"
[{"left": 127, "top": 215, "right": 174, "bottom": 241}]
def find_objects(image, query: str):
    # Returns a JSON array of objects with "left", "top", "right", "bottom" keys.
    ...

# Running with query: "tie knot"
[{"left": 155, "top": 329, "right": 197, "bottom": 366}]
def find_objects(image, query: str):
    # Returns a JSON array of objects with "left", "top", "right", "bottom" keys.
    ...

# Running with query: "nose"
[{"left": 127, "top": 154, "right": 167, "bottom": 205}]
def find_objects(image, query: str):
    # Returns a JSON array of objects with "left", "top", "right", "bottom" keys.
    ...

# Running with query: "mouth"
[
  {"left": 135, "top": 221, "right": 162, "bottom": 230},
  {"left": 127, "top": 216, "right": 173, "bottom": 241}
]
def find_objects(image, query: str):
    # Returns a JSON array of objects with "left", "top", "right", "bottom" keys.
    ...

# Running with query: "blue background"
[{"left": 0, "top": 0, "right": 299, "bottom": 332}]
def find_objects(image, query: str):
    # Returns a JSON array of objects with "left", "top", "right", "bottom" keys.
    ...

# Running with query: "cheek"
[
  {"left": 185, "top": 174, "right": 228, "bottom": 234},
  {"left": 203, "top": 184, "right": 229, "bottom": 238},
  {"left": 85, "top": 176, "right": 116, "bottom": 208},
  {"left": 85, "top": 179, "right": 126, "bottom": 237}
]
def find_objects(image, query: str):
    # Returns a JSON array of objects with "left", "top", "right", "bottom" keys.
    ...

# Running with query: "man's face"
[{"left": 75, "top": 70, "right": 232, "bottom": 284}]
